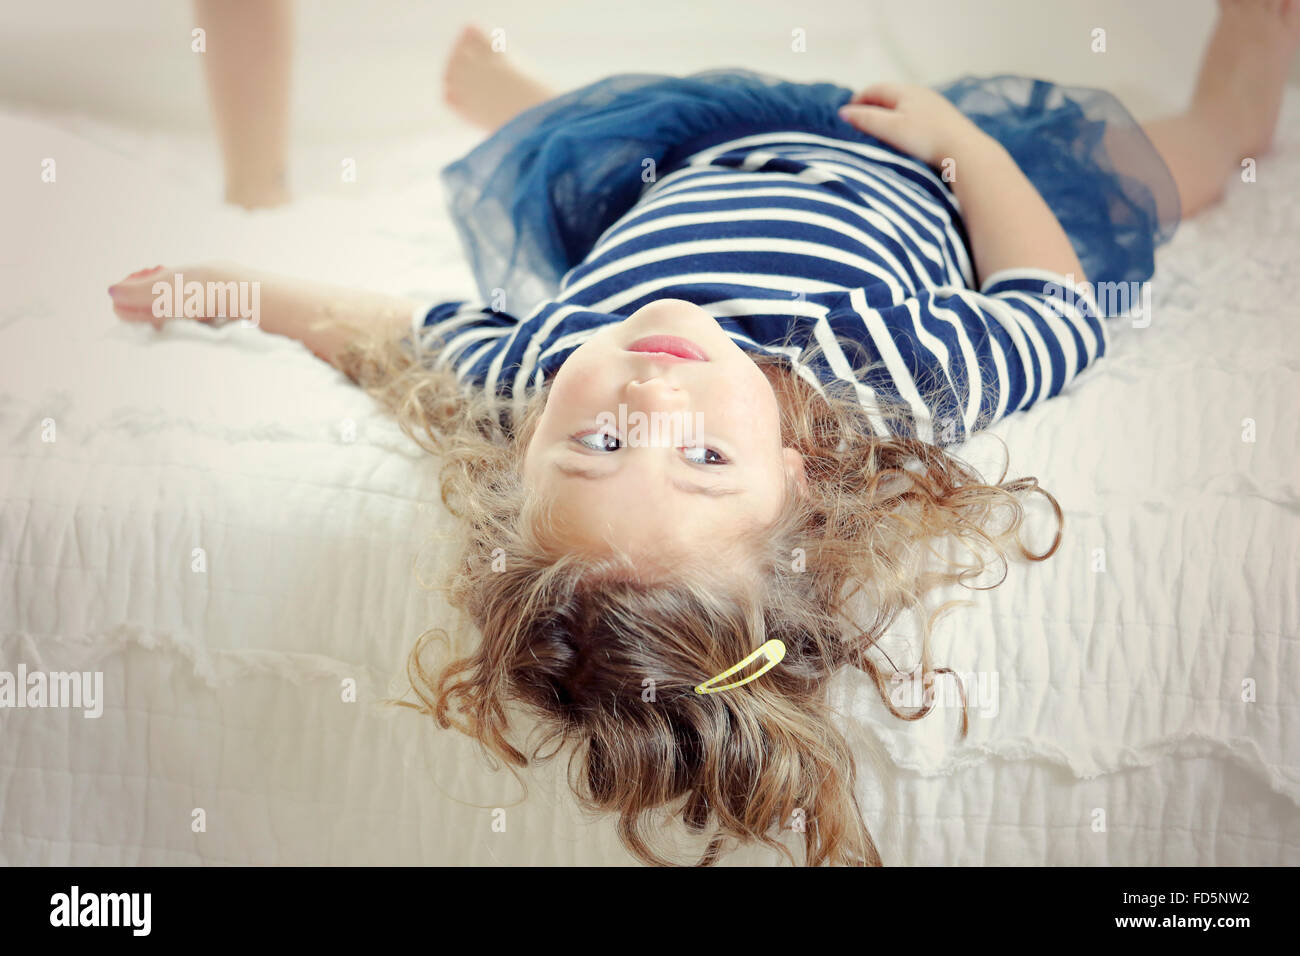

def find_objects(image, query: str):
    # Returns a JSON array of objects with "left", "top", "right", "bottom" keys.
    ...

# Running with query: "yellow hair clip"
[{"left": 694, "top": 639, "right": 787, "bottom": 695}]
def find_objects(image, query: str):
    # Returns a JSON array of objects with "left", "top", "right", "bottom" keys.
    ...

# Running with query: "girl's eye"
[
  {"left": 576, "top": 431, "right": 621, "bottom": 452},
  {"left": 573, "top": 432, "right": 727, "bottom": 464},
  {"left": 682, "top": 446, "right": 728, "bottom": 465}
]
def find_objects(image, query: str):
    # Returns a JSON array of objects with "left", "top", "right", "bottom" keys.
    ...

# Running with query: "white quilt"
[{"left": 2, "top": 96, "right": 1297, "bottom": 866}]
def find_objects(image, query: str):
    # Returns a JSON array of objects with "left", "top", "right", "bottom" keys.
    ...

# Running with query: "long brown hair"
[{"left": 340, "top": 325, "right": 1062, "bottom": 866}]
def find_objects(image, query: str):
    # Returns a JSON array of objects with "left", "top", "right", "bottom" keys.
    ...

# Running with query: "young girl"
[{"left": 108, "top": 2, "right": 1300, "bottom": 866}]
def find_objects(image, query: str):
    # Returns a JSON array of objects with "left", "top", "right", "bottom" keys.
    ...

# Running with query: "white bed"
[{"left": 2, "top": 77, "right": 1297, "bottom": 864}]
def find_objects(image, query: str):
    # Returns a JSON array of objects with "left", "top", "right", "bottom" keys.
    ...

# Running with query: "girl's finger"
[
  {"left": 838, "top": 104, "right": 903, "bottom": 144},
  {"left": 109, "top": 266, "right": 171, "bottom": 328},
  {"left": 111, "top": 301, "right": 163, "bottom": 329},
  {"left": 109, "top": 281, "right": 161, "bottom": 327},
  {"left": 849, "top": 82, "right": 903, "bottom": 108},
  {"left": 124, "top": 265, "right": 164, "bottom": 281}
]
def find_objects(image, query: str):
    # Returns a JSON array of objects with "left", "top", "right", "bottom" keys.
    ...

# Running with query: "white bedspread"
[{"left": 2, "top": 96, "right": 1297, "bottom": 865}]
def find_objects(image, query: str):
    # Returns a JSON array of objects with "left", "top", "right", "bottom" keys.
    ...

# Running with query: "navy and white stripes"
[{"left": 415, "top": 131, "right": 1104, "bottom": 445}]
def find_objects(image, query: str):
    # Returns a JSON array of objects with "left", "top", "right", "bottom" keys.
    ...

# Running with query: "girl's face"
[{"left": 523, "top": 298, "right": 806, "bottom": 569}]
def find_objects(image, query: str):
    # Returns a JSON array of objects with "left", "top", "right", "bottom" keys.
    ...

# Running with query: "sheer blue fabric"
[
  {"left": 937, "top": 74, "right": 1180, "bottom": 289},
  {"left": 441, "top": 69, "right": 1180, "bottom": 317}
]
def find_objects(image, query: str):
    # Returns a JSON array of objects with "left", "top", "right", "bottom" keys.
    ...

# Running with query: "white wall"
[{"left": 0, "top": 0, "right": 1258, "bottom": 144}]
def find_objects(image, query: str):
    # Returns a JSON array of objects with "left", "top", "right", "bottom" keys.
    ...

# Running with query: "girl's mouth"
[{"left": 625, "top": 334, "right": 709, "bottom": 361}]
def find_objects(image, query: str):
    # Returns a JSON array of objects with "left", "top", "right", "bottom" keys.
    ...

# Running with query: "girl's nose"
[
  {"left": 625, "top": 377, "right": 686, "bottom": 408},
  {"left": 627, "top": 376, "right": 681, "bottom": 392}
]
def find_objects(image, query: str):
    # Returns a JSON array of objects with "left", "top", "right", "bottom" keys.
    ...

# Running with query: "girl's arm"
[
  {"left": 943, "top": 133, "right": 1086, "bottom": 286},
  {"left": 831, "top": 85, "right": 1104, "bottom": 445},
  {"left": 839, "top": 83, "right": 1086, "bottom": 285},
  {"left": 825, "top": 276, "right": 1105, "bottom": 446},
  {"left": 108, "top": 264, "right": 421, "bottom": 367}
]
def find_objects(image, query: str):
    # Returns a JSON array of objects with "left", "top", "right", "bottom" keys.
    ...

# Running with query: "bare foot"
[
  {"left": 442, "top": 24, "right": 555, "bottom": 131},
  {"left": 224, "top": 177, "right": 290, "bottom": 211},
  {"left": 1191, "top": 0, "right": 1300, "bottom": 157}
]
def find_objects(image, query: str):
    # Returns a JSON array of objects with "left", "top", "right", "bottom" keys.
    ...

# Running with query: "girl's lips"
[{"left": 625, "top": 334, "right": 709, "bottom": 361}]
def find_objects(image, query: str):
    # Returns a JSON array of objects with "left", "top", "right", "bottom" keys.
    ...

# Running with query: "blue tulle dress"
[{"left": 441, "top": 69, "right": 1181, "bottom": 320}]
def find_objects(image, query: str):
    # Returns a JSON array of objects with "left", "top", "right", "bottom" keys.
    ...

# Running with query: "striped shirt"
[{"left": 413, "top": 130, "right": 1105, "bottom": 446}]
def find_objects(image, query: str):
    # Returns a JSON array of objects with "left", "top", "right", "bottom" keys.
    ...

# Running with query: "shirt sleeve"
[
  {"left": 826, "top": 267, "right": 1106, "bottom": 446},
  {"left": 410, "top": 299, "right": 519, "bottom": 382}
]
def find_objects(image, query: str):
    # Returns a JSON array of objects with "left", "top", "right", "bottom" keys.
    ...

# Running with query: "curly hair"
[{"left": 339, "top": 323, "right": 1062, "bottom": 866}]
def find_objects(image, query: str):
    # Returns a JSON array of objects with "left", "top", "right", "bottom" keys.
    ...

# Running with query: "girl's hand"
[
  {"left": 108, "top": 261, "right": 423, "bottom": 368},
  {"left": 843, "top": 86, "right": 1083, "bottom": 285},
  {"left": 838, "top": 83, "right": 989, "bottom": 169},
  {"left": 108, "top": 262, "right": 254, "bottom": 329}
]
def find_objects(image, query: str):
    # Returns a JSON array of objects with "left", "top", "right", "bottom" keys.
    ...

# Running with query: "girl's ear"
[{"left": 782, "top": 447, "right": 809, "bottom": 496}]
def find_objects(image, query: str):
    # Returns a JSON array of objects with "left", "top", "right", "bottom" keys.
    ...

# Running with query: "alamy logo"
[
  {"left": 1043, "top": 272, "right": 1152, "bottom": 328},
  {"left": 595, "top": 404, "right": 705, "bottom": 447},
  {"left": 152, "top": 272, "right": 260, "bottom": 326},
  {"left": 0, "top": 665, "right": 103, "bottom": 718},
  {"left": 889, "top": 669, "right": 999, "bottom": 719},
  {"left": 50, "top": 886, "right": 151, "bottom": 936}
]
